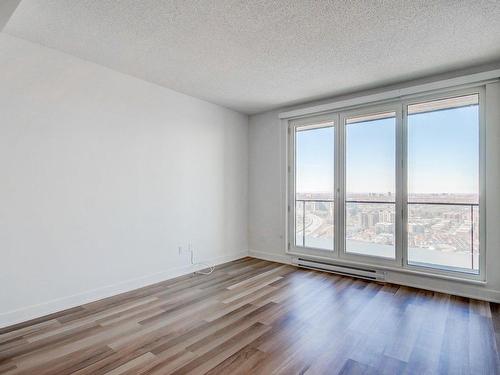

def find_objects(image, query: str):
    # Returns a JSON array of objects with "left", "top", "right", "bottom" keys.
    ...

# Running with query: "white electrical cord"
[{"left": 188, "top": 244, "right": 215, "bottom": 275}]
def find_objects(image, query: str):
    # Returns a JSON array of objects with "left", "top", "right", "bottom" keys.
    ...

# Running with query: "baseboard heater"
[{"left": 293, "top": 257, "right": 386, "bottom": 281}]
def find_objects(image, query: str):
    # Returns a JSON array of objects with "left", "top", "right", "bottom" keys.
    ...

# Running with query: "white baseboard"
[
  {"left": 385, "top": 274, "right": 500, "bottom": 303},
  {"left": 0, "top": 251, "right": 248, "bottom": 329},
  {"left": 248, "top": 249, "right": 292, "bottom": 264},
  {"left": 248, "top": 249, "right": 500, "bottom": 303}
]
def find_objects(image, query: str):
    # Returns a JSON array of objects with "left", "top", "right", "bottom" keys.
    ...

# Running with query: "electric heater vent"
[{"left": 294, "top": 257, "right": 386, "bottom": 281}]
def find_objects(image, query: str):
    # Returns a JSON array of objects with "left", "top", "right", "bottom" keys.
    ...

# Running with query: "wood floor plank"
[
  {"left": 169, "top": 322, "right": 271, "bottom": 375},
  {"left": 0, "top": 363, "right": 17, "bottom": 374},
  {"left": 1, "top": 258, "right": 499, "bottom": 375},
  {"left": 0, "top": 320, "right": 62, "bottom": 345},
  {"left": 129, "top": 349, "right": 196, "bottom": 375},
  {"left": 204, "top": 346, "right": 266, "bottom": 375},
  {"left": 103, "top": 352, "right": 156, "bottom": 375},
  {"left": 15, "top": 345, "right": 114, "bottom": 375}
]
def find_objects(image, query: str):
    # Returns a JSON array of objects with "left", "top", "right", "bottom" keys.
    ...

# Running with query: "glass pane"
[
  {"left": 345, "top": 112, "right": 396, "bottom": 259},
  {"left": 295, "top": 124, "right": 334, "bottom": 251},
  {"left": 408, "top": 204, "right": 479, "bottom": 271},
  {"left": 407, "top": 94, "right": 479, "bottom": 273},
  {"left": 304, "top": 200, "right": 334, "bottom": 250},
  {"left": 296, "top": 200, "right": 304, "bottom": 247},
  {"left": 346, "top": 202, "right": 395, "bottom": 258}
]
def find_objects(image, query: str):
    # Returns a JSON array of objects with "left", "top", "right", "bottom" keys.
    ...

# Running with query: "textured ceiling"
[
  {"left": 0, "top": 0, "right": 21, "bottom": 30},
  {"left": 4, "top": 0, "right": 500, "bottom": 114}
]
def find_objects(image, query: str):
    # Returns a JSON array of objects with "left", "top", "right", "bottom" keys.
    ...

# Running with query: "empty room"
[{"left": 1, "top": 1, "right": 500, "bottom": 374}]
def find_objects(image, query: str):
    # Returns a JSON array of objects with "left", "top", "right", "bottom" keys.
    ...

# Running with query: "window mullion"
[{"left": 398, "top": 104, "right": 407, "bottom": 267}]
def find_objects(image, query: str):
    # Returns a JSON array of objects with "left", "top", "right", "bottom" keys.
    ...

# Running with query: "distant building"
[{"left": 361, "top": 212, "right": 379, "bottom": 228}]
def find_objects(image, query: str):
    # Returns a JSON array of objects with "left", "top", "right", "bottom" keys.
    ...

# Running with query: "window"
[
  {"left": 407, "top": 94, "right": 480, "bottom": 273},
  {"left": 345, "top": 111, "right": 396, "bottom": 259},
  {"left": 294, "top": 122, "right": 335, "bottom": 251},
  {"left": 288, "top": 88, "right": 483, "bottom": 279}
]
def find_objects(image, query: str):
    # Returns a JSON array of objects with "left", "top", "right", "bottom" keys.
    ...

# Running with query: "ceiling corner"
[{"left": 0, "top": 0, "right": 22, "bottom": 31}]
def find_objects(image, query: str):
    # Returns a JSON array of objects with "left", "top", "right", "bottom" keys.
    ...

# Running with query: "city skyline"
[{"left": 295, "top": 199, "right": 479, "bottom": 271}]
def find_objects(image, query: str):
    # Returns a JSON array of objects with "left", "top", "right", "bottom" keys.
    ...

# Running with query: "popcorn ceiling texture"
[
  {"left": 0, "top": 0, "right": 21, "bottom": 30},
  {"left": 4, "top": 0, "right": 500, "bottom": 114}
]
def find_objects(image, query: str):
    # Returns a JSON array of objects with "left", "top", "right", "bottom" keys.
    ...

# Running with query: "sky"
[{"left": 296, "top": 105, "right": 479, "bottom": 196}]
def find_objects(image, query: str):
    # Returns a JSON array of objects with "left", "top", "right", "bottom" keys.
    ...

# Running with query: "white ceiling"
[
  {"left": 4, "top": 1, "right": 500, "bottom": 114},
  {"left": 0, "top": 0, "right": 21, "bottom": 30}
]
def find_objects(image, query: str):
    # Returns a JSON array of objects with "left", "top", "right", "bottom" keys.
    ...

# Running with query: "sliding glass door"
[{"left": 287, "top": 87, "right": 483, "bottom": 279}]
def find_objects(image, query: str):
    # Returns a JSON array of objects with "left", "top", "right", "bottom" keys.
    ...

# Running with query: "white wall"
[
  {"left": 0, "top": 33, "right": 248, "bottom": 327},
  {"left": 248, "top": 81, "right": 500, "bottom": 302}
]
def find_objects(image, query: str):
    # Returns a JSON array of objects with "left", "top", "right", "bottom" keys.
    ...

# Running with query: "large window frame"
[
  {"left": 339, "top": 103, "right": 403, "bottom": 268},
  {"left": 288, "top": 113, "right": 339, "bottom": 259},
  {"left": 286, "top": 86, "right": 486, "bottom": 282}
]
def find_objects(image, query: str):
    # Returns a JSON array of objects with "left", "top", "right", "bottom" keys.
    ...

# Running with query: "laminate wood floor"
[{"left": 1, "top": 257, "right": 499, "bottom": 374}]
